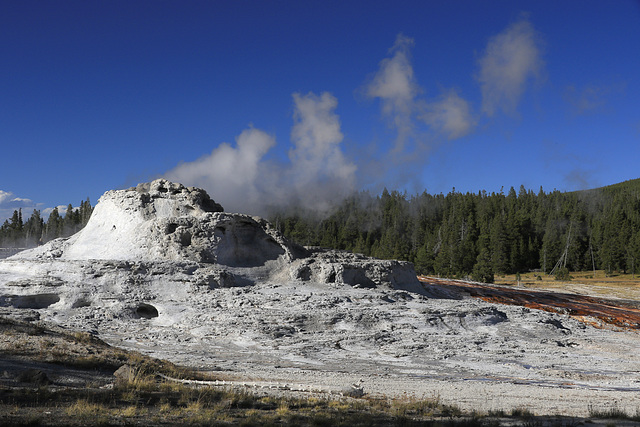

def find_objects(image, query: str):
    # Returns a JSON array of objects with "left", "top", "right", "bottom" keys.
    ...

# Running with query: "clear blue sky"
[{"left": 1, "top": 0, "right": 639, "bottom": 219}]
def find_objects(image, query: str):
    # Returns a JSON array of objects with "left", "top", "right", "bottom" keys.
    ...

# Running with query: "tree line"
[
  {"left": 269, "top": 180, "right": 640, "bottom": 283},
  {"left": 0, "top": 199, "right": 93, "bottom": 248}
]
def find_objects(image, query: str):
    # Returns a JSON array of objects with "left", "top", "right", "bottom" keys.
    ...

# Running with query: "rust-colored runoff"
[{"left": 418, "top": 276, "right": 640, "bottom": 330}]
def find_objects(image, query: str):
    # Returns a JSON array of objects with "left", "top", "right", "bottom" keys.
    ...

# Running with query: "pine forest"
[
  {"left": 0, "top": 199, "right": 93, "bottom": 248},
  {"left": 270, "top": 179, "right": 640, "bottom": 282}
]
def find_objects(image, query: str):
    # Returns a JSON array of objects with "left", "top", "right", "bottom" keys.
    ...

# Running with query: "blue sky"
[{"left": 1, "top": 0, "right": 639, "bottom": 220}]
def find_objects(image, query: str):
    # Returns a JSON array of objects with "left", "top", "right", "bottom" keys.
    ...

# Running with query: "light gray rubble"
[{"left": 1, "top": 179, "right": 640, "bottom": 417}]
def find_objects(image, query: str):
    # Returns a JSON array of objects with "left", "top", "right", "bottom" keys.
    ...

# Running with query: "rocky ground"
[
  {"left": 1, "top": 281, "right": 640, "bottom": 426},
  {"left": 2, "top": 263, "right": 640, "bottom": 419},
  {"left": 89, "top": 278, "right": 640, "bottom": 417}
]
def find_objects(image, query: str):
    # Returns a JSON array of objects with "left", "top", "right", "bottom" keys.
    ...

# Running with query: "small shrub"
[
  {"left": 72, "top": 331, "right": 94, "bottom": 343},
  {"left": 276, "top": 401, "right": 291, "bottom": 416},
  {"left": 120, "top": 405, "right": 142, "bottom": 417},
  {"left": 589, "top": 404, "right": 630, "bottom": 419},
  {"left": 441, "top": 403, "right": 463, "bottom": 418},
  {"left": 327, "top": 399, "right": 351, "bottom": 411},
  {"left": 511, "top": 406, "right": 535, "bottom": 418},
  {"left": 185, "top": 399, "right": 203, "bottom": 413},
  {"left": 554, "top": 267, "right": 571, "bottom": 281},
  {"left": 393, "top": 398, "right": 440, "bottom": 417},
  {"left": 72, "top": 355, "right": 106, "bottom": 369},
  {"left": 66, "top": 399, "right": 110, "bottom": 424}
]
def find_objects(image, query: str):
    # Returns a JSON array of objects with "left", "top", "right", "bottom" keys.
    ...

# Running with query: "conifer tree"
[{"left": 45, "top": 207, "right": 62, "bottom": 242}]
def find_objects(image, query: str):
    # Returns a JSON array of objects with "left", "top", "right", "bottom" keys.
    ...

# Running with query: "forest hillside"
[{"left": 269, "top": 179, "right": 640, "bottom": 282}]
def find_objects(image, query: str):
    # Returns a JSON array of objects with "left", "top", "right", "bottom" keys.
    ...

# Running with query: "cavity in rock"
[{"left": 135, "top": 303, "right": 159, "bottom": 319}]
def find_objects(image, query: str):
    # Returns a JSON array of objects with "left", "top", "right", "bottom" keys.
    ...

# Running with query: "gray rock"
[
  {"left": 113, "top": 364, "right": 137, "bottom": 384},
  {"left": 289, "top": 248, "right": 421, "bottom": 293}
]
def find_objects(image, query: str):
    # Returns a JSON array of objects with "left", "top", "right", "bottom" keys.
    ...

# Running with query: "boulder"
[
  {"left": 113, "top": 364, "right": 137, "bottom": 384},
  {"left": 289, "top": 248, "right": 421, "bottom": 292}
]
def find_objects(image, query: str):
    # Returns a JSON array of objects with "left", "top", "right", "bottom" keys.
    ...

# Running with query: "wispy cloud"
[
  {"left": 477, "top": 16, "right": 544, "bottom": 117},
  {"left": 0, "top": 190, "right": 80, "bottom": 223},
  {"left": 0, "top": 191, "right": 32, "bottom": 207},
  {"left": 364, "top": 34, "right": 421, "bottom": 151},
  {"left": 564, "top": 82, "right": 626, "bottom": 115},
  {"left": 42, "top": 205, "right": 70, "bottom": 218},
  {"left": 421, "top": 90, "right": 476, "bottom": 140},
  {"left": 365, "top": 34, "right": 476, "bottom": 153},
  {"left": 0, "top": 190, "right": 36, "bottom": 221},
  {"left": 164, "top": 92, "right": 356, "bottom": 216},
  {"left": 0, "top": 190, "right": 25, "bottom": 207}
]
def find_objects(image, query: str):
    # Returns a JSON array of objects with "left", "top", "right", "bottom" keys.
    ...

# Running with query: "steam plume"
[
  {"left": 164, "top": 92, "right": 356, "bottom": 216},
  {"left": 364, "top": 34, "right": 475, "bottom": 163},
  {"left": 164, "top": 127, "right": 276, "bottom": 214},
  {"left": 477, "top": 16, "right": 544, "bottom": 117},
  {"left": 365, "top": 34, "right": 420, "bottom": 152},
  {"left": 164, "top": 19, "right": 545, "bottom": 216},
  {"left": 422, "top": 90, "right": 475, "bottom": 140}
]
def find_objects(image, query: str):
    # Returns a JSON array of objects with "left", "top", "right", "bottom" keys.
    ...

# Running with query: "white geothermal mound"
[{"left": 9, "top": 179, "right": 419, "bottom": 291}]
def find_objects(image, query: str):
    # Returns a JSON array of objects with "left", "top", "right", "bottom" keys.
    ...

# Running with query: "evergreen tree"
[
  {"left": 24, "top": 209, "right": 44, "bottom": 246},
  {"left": 45, "top": 207, "right": 62, "bottom": 242},
  {"left": 0, "top": 197, "right": 92, "bottom": 248},
  {"left": 489, "top": 214, "right": 509, "bottom": 274},
  {"left": 472, "top": 248, "right": 494, "bottom": 283}
]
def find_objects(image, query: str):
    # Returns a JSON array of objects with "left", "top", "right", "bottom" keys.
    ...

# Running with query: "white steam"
[
  {"left": 365, "top": 34, "right": 475, "bottom": 154},
  {"left": 164, "top": 127, "right": 276, "bottom": 214},
  {"left": 563, "top": 82, "right": 625, "bottom": 116},
  {"left": 422, "top": 90, "right": 476, "bottom": 140},
  {"left": 288, "top": 92, "right": 357, "bottom": 210},
  {"left": 365, "top": 34, "right": 420, "bottom": 151},
  {"left": 477, "top": 16, "right": 544, "bottom": 117},
  {"left": 164, "top": 18, "right": 545, "bottom": 216},
  {"left": 164, "top": 92, "right": 356, "bottom": 216}
]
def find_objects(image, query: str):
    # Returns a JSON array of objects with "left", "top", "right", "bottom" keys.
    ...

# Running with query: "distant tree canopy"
[
  {"left": 0, "top": 198, "right": 93, "bottom": 248},
  {"left": 269, "top": 180, "right": 640, "bottom": 282}
]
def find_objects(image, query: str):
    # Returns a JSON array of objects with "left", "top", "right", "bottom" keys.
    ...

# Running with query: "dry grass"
[
  {"left": 2, "top": 315, "right": 635, "bottom": 426},
  {"left": 65, "top": 399, "right": 110, "bottom": 424},
  {"left": 495, "top": 270, "right": 640, "bottom": 300},
  {"left": 2, "top": 365, "right": 634, "bottom": 426}
]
